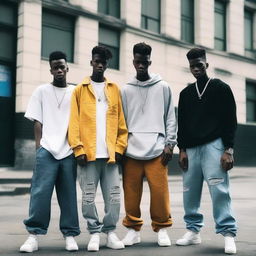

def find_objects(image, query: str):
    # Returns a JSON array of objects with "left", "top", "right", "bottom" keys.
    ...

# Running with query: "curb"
[
  {"left": 0, "top": 184, "right": 31, "bottom": 196},
  {"left": 0, "top": 178, "right": 31, "bottom": 184}
]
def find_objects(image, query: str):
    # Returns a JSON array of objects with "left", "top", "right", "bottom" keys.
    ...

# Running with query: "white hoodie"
[{"left": 121, "top": 73, "right": 177, "bottom": 160}]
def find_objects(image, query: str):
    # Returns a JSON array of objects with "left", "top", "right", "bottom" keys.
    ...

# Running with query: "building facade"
[{"left": 0, "top": 0, "right": 255, "bottom": 169}]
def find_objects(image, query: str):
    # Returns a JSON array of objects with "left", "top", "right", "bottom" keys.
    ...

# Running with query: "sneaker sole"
[
  {"left": 122, "top": 237, "right": 141, "bottom": 246},
  {"left": 176, "top": 240, "right": 201, "bottom": 246},
  {"left": 20, "top": 248, "right": 38, "bottom": 253},
  {"left": 106, "top": 243, "right": 125, "bottom": 250},
  {"left": 87, "top": 248, "right": 99, "bottom": 252},
  {"left": 225, "top": 249, "right": 236, "bottom": 254},
  {"left": 65, "top": 248, "right": 79, "bottom": 252},
  {"left": 158, "top": 241, "right": 171, "bottom": 247},
  {"left": 158, "top": 243, "right": 171, "bottom": 247},
  {"left": 87, "top": 244, "right": 99, "bottom": 252}
]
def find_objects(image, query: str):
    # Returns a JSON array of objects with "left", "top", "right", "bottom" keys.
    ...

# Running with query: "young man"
[
  {"left": 121, "top": 42, "right": 177, "bottom": 247},
  {"left": 20, "top": 51, "right": 80, "bottom": 253},
  {"left": 68, "top": 46, "right": 128, "bottom": 252},
  {"left": 176, "top": 48, "right": 237, "bottom": 254}
]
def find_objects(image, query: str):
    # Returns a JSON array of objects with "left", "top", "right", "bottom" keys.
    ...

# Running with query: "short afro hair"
[
  {"left": 92, "top": 45, "right": 112, "bottom": 60},
  {"left": 186, "top": 48, "right": 206, "bottom": 60},
  {"left": 49, "top": 51, "right": 67, "bottom": 64},
  {"left": 133, "top": 42, "right": 152, "bottom": 56}
]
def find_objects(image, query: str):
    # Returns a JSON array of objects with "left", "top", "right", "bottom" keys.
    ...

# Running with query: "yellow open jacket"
[{"left": 68, "top": 77, "right": 128, "bottom": 163}]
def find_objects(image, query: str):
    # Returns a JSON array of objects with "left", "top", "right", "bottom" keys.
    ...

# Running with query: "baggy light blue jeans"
[
  {"left": 24, "top": 147, "right": 80, "bottom": 236},
  {"left": 182, "top": 138, "right": 237, "bottom": 236},
  {"left": 78, "top": 159, "right": 121, "bottom": 234}
]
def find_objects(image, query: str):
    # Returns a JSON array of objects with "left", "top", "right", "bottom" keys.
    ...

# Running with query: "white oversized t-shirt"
[
  {"left": 25, "top": 83, "right": 74, "bottom": 160},
  {"left": 91, "top": 80, "right": 109, "bottom": 158}
]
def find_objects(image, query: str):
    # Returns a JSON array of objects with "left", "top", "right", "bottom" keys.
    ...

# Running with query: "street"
[{"left": 0, "top": 167, "right": 255, "bottom": 256}]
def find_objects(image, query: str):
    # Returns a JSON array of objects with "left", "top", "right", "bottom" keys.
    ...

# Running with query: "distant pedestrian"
[
  {"left": 20, "top": 51, "right": 80, "bottom": 253},
  {"left": 121, "top": 42, "right": 177, "bottom": 247},
  {"left": 68, "top": 46, "right": 128, "bottom": 252},
  {"left": 176, "top": 48, "right": 237, "bottom": 254}
]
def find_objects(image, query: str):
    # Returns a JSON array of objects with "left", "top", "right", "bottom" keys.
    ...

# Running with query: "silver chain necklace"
[
  {"left": 195, "top": 78, "right": 211, "bottom": 100},
  {"left": 97, "top": 95, "right": 103, "bottom": 102},
  {"left": 52, "top": 84, "right": 67, "bottom": 108},
  {"left": 97, "top": 86, "right": 106, "bottom": 102},
  {"left": 93, "top": 82, "right": 106, "bottom": 102}
]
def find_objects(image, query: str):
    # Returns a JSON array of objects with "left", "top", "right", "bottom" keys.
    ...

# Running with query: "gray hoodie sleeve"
[{"left": 163, "top": 83, "right": 177, "bottom": 147}]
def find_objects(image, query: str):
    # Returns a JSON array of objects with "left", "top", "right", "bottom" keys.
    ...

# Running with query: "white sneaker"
[
  {"left": 158, "top": 228, "right": 171, "bottom": 246},
  {"left": 20, "top": 234, "right": 38, "bottom": 253},
  {"left": 122, "top": 229, "right": 141, "bottom": 246},
  {"left": 224, "top": 236, "right": 236, "bottom": 254},
  {"left": 107, "top": 231, "right": 125, "bottom": 249},
  {"left": 87, "top": 233, "right": 100, "bottom": 252},
  {"left": 65, "top": 236, "right": 78, "bottom": 251},
  {"left": 176, "top": 230, "right": 201, "bottom": 246}
]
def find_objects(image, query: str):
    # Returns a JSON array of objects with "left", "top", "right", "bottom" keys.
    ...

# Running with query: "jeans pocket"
[
  {"left": 35, "top": 146, "right": 45, "bottom": 160},
  {"left": 211, "top": 139, "right": 224, "bottom": 151},
  {"left": 36, "top": 146, "right": 43, "bottom": 153}
]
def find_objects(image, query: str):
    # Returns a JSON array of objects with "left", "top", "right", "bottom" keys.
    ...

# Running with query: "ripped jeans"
[
  {"left": 78, "top": 159, "right": 121, "bottom": 234},
  {"left": 182, "top": 138, "right": 237, "bottom": 236}
]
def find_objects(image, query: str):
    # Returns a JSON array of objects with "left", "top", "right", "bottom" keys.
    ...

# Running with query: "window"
[
  {"left": 244, "top": 9, "right": 254, "bottom": 57},
  {"left": 246, "top": 81, "right": 256, "bottom": 122},
  {"left": 41, "top": 10, "right": 75, "bottom": 62},
  {"left": 141, "top": 0, "right": 160, "bottom": 33},
  {"left": 0, "top": 2, "right": 16, "bottom": 26},
  {"left": 98, "top": 0, "right": 120, "bottom": 18},
  {"left": 0, "top": 30, "right": 15, "bottom": 61},
  {"left": 0, "top": 2, "right": 17, "bottom": 61},
  {"left": 214, "top": 0, "right": 226, "bottom": 51},
  {"left": 181, "top": 0, "right": 194, "bottom": 43},
  {"left": 99, "top": 25, "right": 120, "bottom": 70}
]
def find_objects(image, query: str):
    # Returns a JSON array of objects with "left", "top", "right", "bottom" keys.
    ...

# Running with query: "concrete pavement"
[
  {"left": 0, "top": 168, "right": 31, "bottom": 196},
  {"left": 0, "top": 166, "right": 255, "bottom": 255}
]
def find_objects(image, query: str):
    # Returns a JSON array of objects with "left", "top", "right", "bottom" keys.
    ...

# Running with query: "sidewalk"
[
  {"left": 0, "top": 165, "right": 254, "bottom": 196},
  {"left": 0, "top": 159, "right": 181, "bottom": 195},
  {"left": 0, "top": 166, "right": 255, "bottom": 255},
  {"left": 0, "top": 168, "right": 32, "bottom": 196},
  {"left": 0, "top": 165, "right": 254, "bottom": 188}
]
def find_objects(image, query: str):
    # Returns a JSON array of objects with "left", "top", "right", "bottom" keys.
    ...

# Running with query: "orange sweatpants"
[{"left": 122, "top": 156, "right": 172, "bottom": 232}]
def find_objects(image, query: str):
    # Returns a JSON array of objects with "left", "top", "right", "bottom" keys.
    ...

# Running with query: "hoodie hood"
[{"left": 127, "top": 73, "right": 162, "bottom": 87}]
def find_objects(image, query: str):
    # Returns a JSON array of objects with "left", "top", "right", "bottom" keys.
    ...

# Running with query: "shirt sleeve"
[
  {"left": 163, "top": 84, "right": 177, "bottom": 146},
  {"left": 220, "top": 84, "right": 237, "bottom": 148},
  {"left": 115, "top": 88, "right": 128, "bottom": 154},
  {"left": 68, "top": 87, "right": 85, "bottom": 157},
  {"left": 177, "top": 91, "right": 186, "bottom": 149},
  {"left": 24, "top": 87, "right": 43, "bottom": 123},
  {"left": 163, "top": 83, "right": 177, "bottom": 146}
]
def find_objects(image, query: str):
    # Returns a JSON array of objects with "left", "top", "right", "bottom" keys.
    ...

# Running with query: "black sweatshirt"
[{"left": 177, "top": 78, "right": 237, "bottom": 149}]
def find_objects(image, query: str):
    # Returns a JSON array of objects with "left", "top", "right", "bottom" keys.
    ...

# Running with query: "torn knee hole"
[
  {"left": 208, "top": 178, "right": 224, "bottom": 185},
  {"left": 83, "top": 182, "right": 96, "bottom": 204},
  {"left": 110, "top": 186, "right": 120, "bottom": 204}
]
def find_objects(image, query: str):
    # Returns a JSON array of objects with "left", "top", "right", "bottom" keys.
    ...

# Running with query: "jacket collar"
[{"left": 81, "top": 76, "right": 113, "bottom": 86}]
